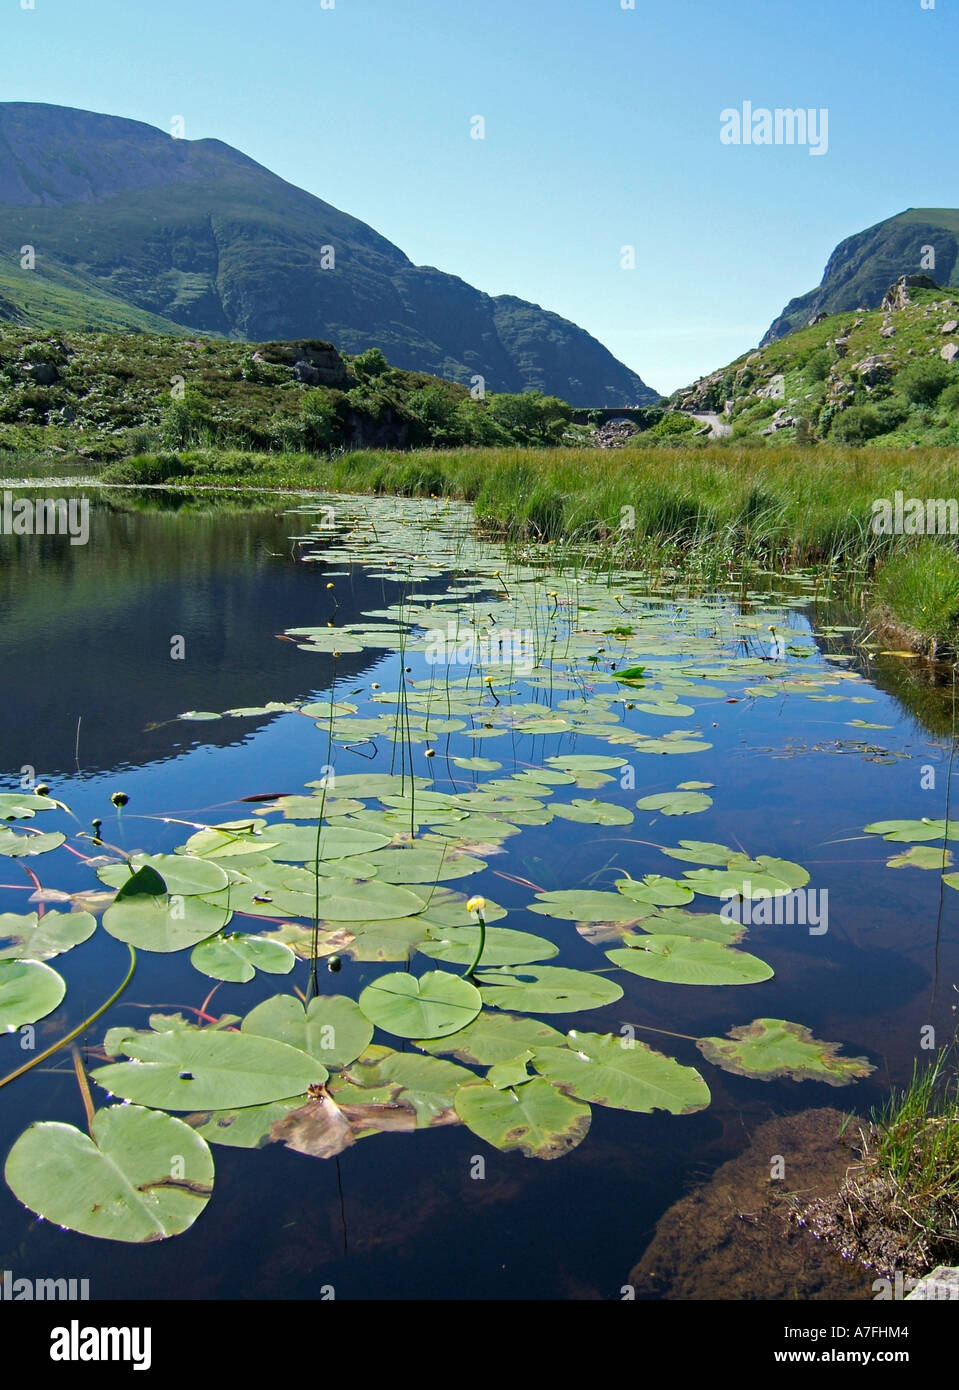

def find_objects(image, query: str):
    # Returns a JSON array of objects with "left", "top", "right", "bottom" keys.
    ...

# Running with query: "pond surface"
[{"left": 0, "top": 490, "right": 956, "bottom": 1300}]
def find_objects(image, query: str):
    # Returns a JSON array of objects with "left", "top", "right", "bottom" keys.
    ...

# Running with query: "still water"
[{"left": 0, "top": 490, "right": 955, "bottom": 1300}]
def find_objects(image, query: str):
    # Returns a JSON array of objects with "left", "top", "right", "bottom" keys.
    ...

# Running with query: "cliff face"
[
  {"left": 762, "top": 210, "right": 959, "bottom": 345},
  {"left": 0, "top": 103, "right": 658, "bottom": 405}
]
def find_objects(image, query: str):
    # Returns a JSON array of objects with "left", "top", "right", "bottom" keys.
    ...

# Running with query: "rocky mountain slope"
[
  {"left": 0, "top": 103, "right": 657, "bottom": 405},
  {"left": 763, "top": 209, "right": 959, "bottom": 344},
  {"left": 673, "top": 275, "right": 959, "bottom": 446}
]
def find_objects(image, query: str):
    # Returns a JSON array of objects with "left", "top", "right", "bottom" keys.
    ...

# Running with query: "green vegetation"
[
  {"left": 675, "top": 283, "right": 959, "bottom": 447},
  {"left": 853, "top": 1050, "right": 959, "bottom": 1274},
  {"left": 870, "top": 544, "right": 959, "bottom": 656}
]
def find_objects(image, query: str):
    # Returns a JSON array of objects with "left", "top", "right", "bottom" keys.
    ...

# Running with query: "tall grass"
[{"left": 94, "top": 443, "right": 959, "bottom": 575}]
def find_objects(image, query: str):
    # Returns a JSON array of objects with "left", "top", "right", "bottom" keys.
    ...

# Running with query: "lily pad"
[
  {"left": 0, "top": 910, "right": 96, "bottom": 961},
  {"left": 190, "top": 933, "right": 295, "bottom": 982},
  {"left": 528, "top": 890, "right": 645, "bottom": 924},
  {"left": 418, "top": 925, "right": 558, "bottom": 967},
  {"left": 92, "top": 1025, "right": 327, "bottom": 1109},
  {"left": 533, "top": 1030, "right": 710, "bottom": 1114},
  {"left": 359, "top": 970, "right": 482, "bottom": 1039},
  {"left": 102, "top": 892, "right": 231, "bottom": 953},
  {"left": 99, "top": 854, "right": 229, "bottom": 898},
  {"left": 0, "top": 828, "right": 66, "bottom": 857},
  {"left": 0, "top": 959, "right": 66, "bottom": 1029},
  {"left": 696, "top": 1019, "right": 874, "bottom": 1085},
  {"left": 4, "top": 1106, "right": 214, "bottom": 1242},
  {"left": 416, "top": 1010, "right": 565, "bottom": 1065},
  {"left": 332, "top": 1046, "right": 474, "bottom": 1127},
  {"left": 636, "top": 791, "right": 713, "bottom": 816},
  {"left": 476, "top": 965, "right": 624, "bottom": 1013},
  {"left": 606, "top": 935, "right": 774, "bottom": 985},
  {"left": 551, "top": 799, "right": 634, "bottom": 826},
  {"left": 242, "top": 994, "right": 373, "bottom": 1069},
  {"left": 454, "top": 1077, "right": 591, "bottom": 1159}
]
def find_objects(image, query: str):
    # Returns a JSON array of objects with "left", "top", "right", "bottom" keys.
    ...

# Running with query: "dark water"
[{"left": 0, "top": 491, "right": 956, "bottom": 1301}]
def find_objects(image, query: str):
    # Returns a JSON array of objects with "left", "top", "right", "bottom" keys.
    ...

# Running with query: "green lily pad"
[
  {"left": 332, "top": 1046, "right": 475, "bottom": 1127},
  {"left": 636, "top": 791, "right": 713, "bottom": 816},
  {"left": 92, "top": 1025, "right": 327, "bottom": 1109},
  {"left": 0, "top": 828, "right": 66, "bottom": 857},
  {"left": 261, "top": 823, "right": 392, "bottom": 862},
  {"left": 681, "top": 856, "right": 810, "bottom": 899},
  {"left": 864, "top": 819, "right": 959, "bottom": 843},
  {"left": 185, "top": 1098, "right": 306, "bottom": 1150},
  {"left": 98, "top": 854, "right": 229, "bottom": 897},
  {"left": 102, "top": 892, "right": 231, "bottom": 953},
  {"left": 606, "top": 935, "right": 774, "bottom": 985},
  {"left": 4, "top": 1106, "right": 214, "bottom": 1242},
  {"left": 696, "top": 1019, "right": 875, "bottom": 1085},
  {"left": 362, "top": 846, "right": 487, "bottom": 883},
  {"left": 359, "top": 970, "right": 482, "bottom": 1039},
  {"left": 242, "top": 994, "right": 373, "bottom": 1069},
  {"left": 190, "top": 933, "right": 295, "bottom": 982},
  {"left": 476, "top": 965, "right": 624, "bottom": 1013},
  {"left": 416, "top": 1010, "right": 565, "bottom": 1065},
  {"left": 486, "top": 1051, "right": 535, "bottom": 1089},
  {"left": 454, "top": 1077, "right": 591, "bottom": 1159},
  {"left": 0, "top": 959, "right": 66, "bottom": 1029},
  {"left": 0, "top": 792, "right": 57, "bottom": 821},
  {"left": 551, "top": 799, "right": 634, "bottom": 826},
  {"left": 0, "top": 910, "right": 96, "bottom": 961},
  {"left": 528, "top": 890, "right": 645, "bottom": 924},
  {"left": 616, "top": 874, "right": 696, "bottom": 907},
  {"left": 532, "top": 1030, "right": 710, "bottom": 1114},
  {"left": 886, "top": 845, "right": 953, "bottom": 870},
  {"left": 418, "top": 925, "right": 558, "bottom": 967}
]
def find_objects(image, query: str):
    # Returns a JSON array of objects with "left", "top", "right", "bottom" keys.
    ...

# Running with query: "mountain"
[
  {"left": 673, "top": 274, "right": 959, "bottom": 447},
  {"left": 0, "top": 103, "right": 657, "bottom": 405},
  {"left": 762, "top": 209, "right": 959, "bottom": 345}
]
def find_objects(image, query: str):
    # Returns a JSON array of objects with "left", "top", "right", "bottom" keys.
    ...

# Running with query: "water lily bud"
[
  {"left": 110, "top": 791, "right": 129, "bottom": 808},
  {"left": 326, "top": 582, "right": 335, "bottom": 590},
  {"left": 327, "top": 955, "right": 342, "bottom": 973},
  {"left": 466, "top": 896, "right": 487, "bottom": 916},
  {"left": 424, "top": 748, "right": 435, "bottom": 758},
  {"left": 36, "top": 783, "right": 50, "bottom": 796}
]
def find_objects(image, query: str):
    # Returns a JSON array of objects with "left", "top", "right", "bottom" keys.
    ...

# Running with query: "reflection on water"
[{"left": 0, "top": 490, "right": 956, "bottom": 1301}]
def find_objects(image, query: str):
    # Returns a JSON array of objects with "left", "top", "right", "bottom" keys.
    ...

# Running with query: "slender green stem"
[
  {"left": 464, "top": 912, "right": 486, "bottom": 978},
  {"left": 0, "top": 945, "right": 136, "bottom": 1090}
]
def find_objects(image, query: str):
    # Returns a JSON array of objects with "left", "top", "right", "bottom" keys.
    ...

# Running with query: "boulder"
[
  {"left": 941, "top": 343, "right": 959, "bottom": 364},
  {"left": 851, "top": 354, "right": 893, "bottom": 386},
  {"left": 905, "top": 1267, "right": 959, "bottom": 1301},
  {"left": 941, "top": 320, "right": 959, "bottom": 335},
  {"left": 881, "top": 274, "right": 940, "bottom": 313}
]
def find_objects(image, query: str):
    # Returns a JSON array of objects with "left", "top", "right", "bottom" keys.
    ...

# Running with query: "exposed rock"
[
  {"left": 19, "top": 361, "right": 59, "bottom": 384},
  {"left": 756, "top": 373, "right": 785, "bottom": 401},
  {"left": 257, "top": 340, "right": 349, "bottom": 388},
  {"left": 881, "top": 274, "right": 940, "bottom": 313},
  {"left": 808, "top": 312, "right": 827, "bottom": 327},
  {"left": 906, "top": 1266, "right": 959, "bottom": 1301},
  {"left": 879, "top": 324, "right": 896, "bottom": 338},
  {"left": 834, "top": 337, "right": 850, "bottom": 358},
  {"left": 851, "top": 354, "right": 893, "bottom": 385},
  {"left": 941, "top": 343, "right": 959, "bottom": 363},
  {"left": 941, "top": 319, "right": 958, "bottom": 334}
]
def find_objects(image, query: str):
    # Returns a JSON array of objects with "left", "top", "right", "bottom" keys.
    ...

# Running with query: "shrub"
[
  {"left": 804, "top": 349, "right": 832, "bottom": 383},
  {"left": 897, "top": 359, "right": 953, "bottom": 406},
  {"left": 829, "top": 405, "right": 885, "bottom": 443},
  {"left": 351, "top": 347, "right": 391, "bottom": 381}
]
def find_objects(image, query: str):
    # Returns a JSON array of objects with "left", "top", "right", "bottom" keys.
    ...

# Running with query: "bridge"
[{"left": 569, "top": 406, "right": 662, "bottom": 427}]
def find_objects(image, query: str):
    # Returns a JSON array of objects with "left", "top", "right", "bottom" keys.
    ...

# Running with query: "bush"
[
  {"left": 829, "top": 405, "right": 886, "bottom": 443},
  {"left": 804, "top": 348, "right": 832, "bottom": 383},
  {"left": 99, "top": 453, "right": 191, "bottom": 485},
  {"left": 937, "top": 382, "right": 959, "bottom": 414},
  {"left": 896, "top": 359, "right": 953, "bottom": 406},
  {"left": 351, "top": 347, "right": 391, "bottom": 381}
]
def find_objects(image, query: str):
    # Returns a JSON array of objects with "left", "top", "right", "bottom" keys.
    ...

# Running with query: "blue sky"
[{"left": 1, "top": 0, "right": 955, "bottom": 392}]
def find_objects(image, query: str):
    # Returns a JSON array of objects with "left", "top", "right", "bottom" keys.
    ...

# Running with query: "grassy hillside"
[
  {"left": 673, "top": 280, "right": 959, "bottom": 447},
  {"left": 0, "top": 325, "right": 588, "bottom": 460}
]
